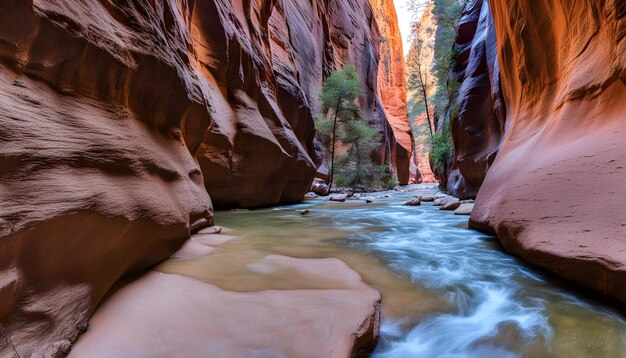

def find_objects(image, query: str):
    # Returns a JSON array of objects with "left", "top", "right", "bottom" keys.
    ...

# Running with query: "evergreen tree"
[
  {"left": 315, "top": 65, "right": 383, "bottom": 193},
  {"left": 334, "top": 120, "right": 381, "bottom": 194}
]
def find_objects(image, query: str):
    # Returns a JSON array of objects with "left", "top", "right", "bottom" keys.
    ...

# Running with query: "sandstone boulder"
[
  {"left": 311, "top": 182, "right": 330, "bottom": 196},
  {"left": 70, "top": 257, "right": 381, "bottom": 357},
  {"left": 434, "top": 197, "right": 461, "bottom": 211},
  {"left": 404, "top": 199, "right": 422, "bottom": 206}
]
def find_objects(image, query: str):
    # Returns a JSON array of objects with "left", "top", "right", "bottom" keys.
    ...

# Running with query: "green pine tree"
[{"left": 315, "top": 65, "right": 383, "bottom": 193}]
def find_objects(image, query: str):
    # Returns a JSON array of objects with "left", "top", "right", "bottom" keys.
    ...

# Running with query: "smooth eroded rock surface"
[
  {"left": 471, "top": 0, "right": 626, "bottom": 304},
  {"left": 0, "top": 0, "right": 409, "bottom": 354},
  {"left": 0, "top": 2, "right": 214, "bottom": 354},
  {"left": 70, "top": 261, "right": 381, "bottom": 357}
]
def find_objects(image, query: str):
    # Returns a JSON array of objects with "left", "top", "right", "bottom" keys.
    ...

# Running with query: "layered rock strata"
[{"left": 0, "top": 1, "right": 213, "bottom": 355}]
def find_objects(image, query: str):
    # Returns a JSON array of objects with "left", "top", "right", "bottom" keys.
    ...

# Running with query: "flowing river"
[{"left": 160, "top": 185, "right": 626, "bottom": 357}]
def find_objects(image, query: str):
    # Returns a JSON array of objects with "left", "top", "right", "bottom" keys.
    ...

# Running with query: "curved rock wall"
[
  {"left": 0, "top": 1, "right": 213, "bottom": 356},
  {"left": 446, "top": 0, "right": 505, "bottom": 199},
  {"left": 192, "top": 0, "right": 319, "bottom": 207},
  {"left": 196, "top": 0, "right": 408, "bottom": 205},
  {"left": 471, "top": 0, "right": 626, "bottom": 304}
]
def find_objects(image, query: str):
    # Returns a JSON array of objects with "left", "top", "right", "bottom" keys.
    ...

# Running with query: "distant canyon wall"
[
  {"left": 0, "top": 0, "right": 410, "bottom": 355},
  {"left": 370, "top": 0, "right": 417, "bottom": 184},
  {"left": 447, "top": 0, "right": 626, "bottom": 304},
  {"left": 407, "top": 4, "right": 437, "bottom": 183},
  {"left": 202, "top": 0, "right": 410, "bottom": 204}
]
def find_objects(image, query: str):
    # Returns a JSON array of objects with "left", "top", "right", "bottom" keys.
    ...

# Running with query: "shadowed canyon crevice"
[{"left": 446, "top": 0, "right": 505, "bottom": 199}]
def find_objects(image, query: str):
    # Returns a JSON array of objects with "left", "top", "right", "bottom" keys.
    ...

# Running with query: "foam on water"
[{"left": 305, "top": 189, "right": 626, "bottom": 357}]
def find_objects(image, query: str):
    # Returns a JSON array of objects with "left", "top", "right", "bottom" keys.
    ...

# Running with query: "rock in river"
[
  {"left": 329, "top": 194, "right": 348, "bottom": 202},
  {"left": 404, "top": 199, "right": 422, "bottom": 206}
]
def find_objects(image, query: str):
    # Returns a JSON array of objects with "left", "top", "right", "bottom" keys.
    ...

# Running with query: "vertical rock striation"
[
  {"left": 470, "top": 0, "right": 626, "bottom": 304},
  {"left": 370, "top": 0, "right": 415, "bottom": 184},
  {"left": 446, "top": 0, "right": 505, "bottom": 198}
]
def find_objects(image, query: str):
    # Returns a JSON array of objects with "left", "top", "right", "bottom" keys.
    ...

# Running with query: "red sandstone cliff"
[
  {"left": 406, "top": 5, "right": 437, "bottom": 183},
  {"left": 370, "top": 0, "right": 416, "bottom": 184},
  {"left": 0, "top": 0, "right": 393, "bottom": 355},
  {"left": 469, "top": 0, "right": 626, "bottom": 304}
]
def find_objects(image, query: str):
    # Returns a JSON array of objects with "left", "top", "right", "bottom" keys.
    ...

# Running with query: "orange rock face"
[
  {"left": 412, "top": 109, "right": 438, "bottom": 183},
  {"left": 370, "top": 0, "right": 415, "bottom": 184},
  {"left": 471, "top": 0, "right": 626, "bottom": 304}
]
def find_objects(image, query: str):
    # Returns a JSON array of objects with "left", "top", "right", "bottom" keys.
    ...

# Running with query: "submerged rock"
[{"left": 296, "top": 209, "right": 310, "bottom": 215}]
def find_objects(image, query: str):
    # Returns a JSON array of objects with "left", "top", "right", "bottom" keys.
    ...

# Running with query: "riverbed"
[{"left": 159, "top": 184, "right": 626, "bottom": 357}]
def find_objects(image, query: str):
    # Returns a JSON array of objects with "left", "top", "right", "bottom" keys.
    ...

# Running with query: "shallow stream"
[{"left": 160, "top": 185, "right": 626, "bottom": 357}]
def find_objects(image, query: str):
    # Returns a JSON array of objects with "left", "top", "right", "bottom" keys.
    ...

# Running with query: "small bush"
[{"left": 430, "top": 120, "right": 453, "bottom": 172}]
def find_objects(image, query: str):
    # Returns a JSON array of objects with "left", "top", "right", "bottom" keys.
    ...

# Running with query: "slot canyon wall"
[
  {"left": 0, "top": 0, "right": 409, "bottom": 355},
  {"left": 441, "top": 0, "right": 505, "bottom": 198},
  {"left": 449, "top": 0, "right": 626, "bottom": 304}
]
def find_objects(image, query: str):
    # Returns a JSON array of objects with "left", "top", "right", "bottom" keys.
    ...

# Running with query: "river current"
[{"left": 160, "top": 185, "right": 626, "bottom": 357}]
